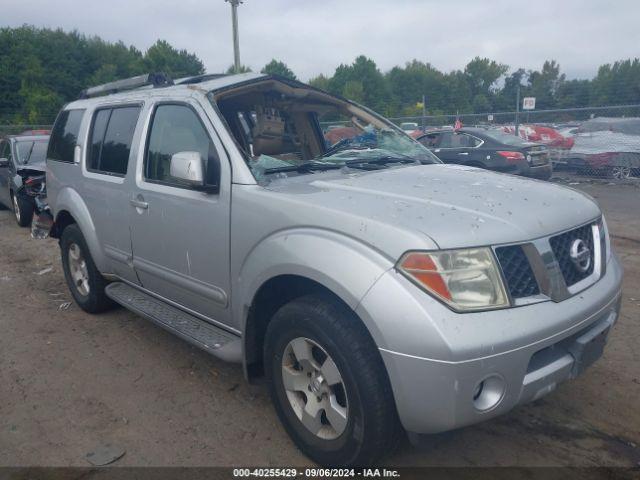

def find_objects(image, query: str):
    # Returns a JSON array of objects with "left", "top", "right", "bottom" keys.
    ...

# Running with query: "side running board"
[{"left": 105, "top": 282, "right": 241, "bottom": 363}]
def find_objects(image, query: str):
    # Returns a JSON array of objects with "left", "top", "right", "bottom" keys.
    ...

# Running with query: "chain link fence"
[
  {"left": 0, "top": 124, "right": 53, "bottom": 137},
  {"left": 4, "top": 105, "right": 640, "bottom": 180},
  {"left": 386, "top": 105, "right": 640, "bottom": 180},
  {"left": 388, "top": 104, "right": 640, "bottom": 128}
]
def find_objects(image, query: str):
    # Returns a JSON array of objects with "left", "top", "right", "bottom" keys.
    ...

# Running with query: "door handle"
[
  {"left": 458, "top": 152, "right": 469, "bottom": 156},
  {"left": 130, "top": 199, "right": 149, "bottom": 209}
]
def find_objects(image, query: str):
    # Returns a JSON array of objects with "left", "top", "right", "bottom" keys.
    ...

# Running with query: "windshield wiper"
[
  {"left": 262, "top": 161, "right": 343, "bottom": 175},
  {"left": 345, "top": 156, "right": 418, "bottom": 167},
  {"left": 262, "top": 155, "right": 418, "bottom": 175}
]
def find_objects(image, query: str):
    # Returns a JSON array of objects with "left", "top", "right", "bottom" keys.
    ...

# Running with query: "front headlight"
[{"left": 397, "top": 248, "right": 509, "bottom": 312}]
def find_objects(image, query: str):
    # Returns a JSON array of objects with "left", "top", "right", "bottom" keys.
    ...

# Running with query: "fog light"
[{"left": 472, "top": 375, "right": 505, "bottom": 412}]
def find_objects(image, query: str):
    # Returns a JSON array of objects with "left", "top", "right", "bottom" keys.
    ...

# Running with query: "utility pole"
[
  {"left": 225, "top": 0, "right": 243, "bottom": 73},
  {"left": 515, "top": 84, "right": 520, "bottom": 136}
]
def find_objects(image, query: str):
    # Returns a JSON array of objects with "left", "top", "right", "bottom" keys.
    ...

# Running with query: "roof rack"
[{"left": 79, "top": 73, "right": 173, "bottom": 99}]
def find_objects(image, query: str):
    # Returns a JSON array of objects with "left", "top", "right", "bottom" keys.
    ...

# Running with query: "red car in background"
[
  {"left": 501, "top": 124, "right": 574, "bottom": 149},
  {"left": 324, "top": 126, "right": 359, "bottom": 145},
  {"left": 501, "top": 125, "right": 574, "bottom": 166}
]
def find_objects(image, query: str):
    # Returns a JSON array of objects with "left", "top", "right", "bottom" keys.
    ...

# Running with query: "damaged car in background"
[
  {"left": 567, "top": 117, "right": 640, "bottom": 178},
  {"left": 0, "top": 132, "right": 49, "bottom": 227},
  {"left": 44, "top": 72, "right": 623, "bottom": 467}
]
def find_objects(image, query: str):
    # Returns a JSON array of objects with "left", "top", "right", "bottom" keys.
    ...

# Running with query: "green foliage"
[
  {"left": 0, "top": 26, "right": 204, "bottom": 124},
  {"left": 342, "top": 80, "right": 365, "bottom": 104},
  {"left": 308, "top": 74, "right": 330, "bottom": 92},
  {"left": 328, "top": 56, "right": 390, "bottom": 113},
  {"left": 144, "top": 40, "right": 204, "bottom": 78},
  {"left": 464, "top": 57, "right": 509, "bottom": 97},
  {"left": 3, "top": 25, "right": 640, "bottom": 125},
  {"left": 261, "top": 59, "right": 297, "bottom": 80}
]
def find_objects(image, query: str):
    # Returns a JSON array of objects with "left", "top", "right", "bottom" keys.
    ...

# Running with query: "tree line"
[
  {"left": 2, "top": 26, "right": 640, "bottom": 125},
  {"left": 302, "top": 56, "right": 640, "bottom": 119},
  {"left": 0, "top": 26, "right": 205, "bottom": 124}
]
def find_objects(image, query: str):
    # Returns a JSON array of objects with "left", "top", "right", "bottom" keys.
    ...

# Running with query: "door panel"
[
  {"left": 435, "top": 132, "right": 482, "bottom": 165},
  {"left": 129, "top": 101, "right": 231, "bottom": 325},
  {"left": 433, "top": 133, "right": 463, "bottom": 163},
  {"left": 79, "top": 105, "right": 142, "bottom": 284}
]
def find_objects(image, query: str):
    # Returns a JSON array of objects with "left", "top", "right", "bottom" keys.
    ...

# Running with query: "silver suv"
[{"left": 46, "top": 72, "right": 623, "bottom": 466}]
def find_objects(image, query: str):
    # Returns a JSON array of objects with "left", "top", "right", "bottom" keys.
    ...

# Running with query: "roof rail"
[
  {"left": 176, "top": 73, "right": 228, "bottom": 85},
  {"left": 79, "top": 73, "right": 174, "bottom": 99}
]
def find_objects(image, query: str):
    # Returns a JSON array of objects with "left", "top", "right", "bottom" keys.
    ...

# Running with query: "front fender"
[
  {"left": 53, "top": 186, "right": 109, "bottom": 273},
  {"left": 11, "top": 173, "right": 24, "bottom": 191},
  {"left": 235, "top": 228, "right": 394, "bottom": 344}
]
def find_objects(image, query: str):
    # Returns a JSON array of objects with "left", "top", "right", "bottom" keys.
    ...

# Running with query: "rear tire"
[
  {"left": 264, "top": 294, "right": 400, "bottom": 467},
  {"left": 11, "top": 191, "right": 33, "bottom": 227},
  {"left": 60, "top": 224, "right": 114, "bottom": 313},
  {"left": 609, "top": 166, "right": 631, "bottom": 179}
]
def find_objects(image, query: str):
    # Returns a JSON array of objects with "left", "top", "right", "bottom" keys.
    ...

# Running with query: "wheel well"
[
  {"left": 244, "top": 275, "right": 359, "bottom": 381},
  {"left": 50, "top": 210, "right": 76, "bottom": 239}
]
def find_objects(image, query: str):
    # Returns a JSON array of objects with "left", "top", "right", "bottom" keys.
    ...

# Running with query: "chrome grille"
[
  {"left": 495, "top": 245, "right": 540, "bottom": 299},
  {"left": 549, "top": 223, "right": 595, "bottom": 287}
]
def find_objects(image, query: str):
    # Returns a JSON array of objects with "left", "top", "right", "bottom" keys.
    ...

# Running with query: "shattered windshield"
[
  {"left": 15, "top": 140, "right": 48, "bottom": 165},
  {"left": 214, "top": 80, "right": 439, "bottom": 183}
]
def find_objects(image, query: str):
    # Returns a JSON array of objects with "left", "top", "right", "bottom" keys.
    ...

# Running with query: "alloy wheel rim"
[
  {"left": 612, "top": 166, "right": 631, "bottom": 179},
  {"left": 13, "top": 195, "right": 20, "bottom": 222},
  {"left": 68, "top": 243, "right": 90, "bottom": 296},
  {"left": 281, "top": 337, "right": 349, "bottom": 440}
]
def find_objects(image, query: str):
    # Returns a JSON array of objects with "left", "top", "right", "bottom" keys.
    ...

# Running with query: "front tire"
[
  {"left": 264, "top": 294, "right": 400, "bottom": 467},
  {"left": 12, "top": 191, "right": 33, "bottom": 227},
  {"left": 60, "top": 224, "right": 114, "bottom": 313}
]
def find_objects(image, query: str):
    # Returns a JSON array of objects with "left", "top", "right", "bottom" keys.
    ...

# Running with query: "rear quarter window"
[
  {"left": 87, "top": 105, "right": 141, "bottom": 176},
  {"left": 47, "top": 109, "right": 85, "bottom": 163}
]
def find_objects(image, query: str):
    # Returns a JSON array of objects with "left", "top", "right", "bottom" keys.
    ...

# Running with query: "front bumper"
[{"left": 356, "top": 254, "right": 623, "bottom": 434}]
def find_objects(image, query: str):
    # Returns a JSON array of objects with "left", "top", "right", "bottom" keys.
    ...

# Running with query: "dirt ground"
[{"left": 0, "top": 176, "right": 639, "bottom": 468}]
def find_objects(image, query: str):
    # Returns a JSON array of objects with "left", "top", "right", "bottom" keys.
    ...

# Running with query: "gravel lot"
[{"left": 0, "top": 176, "right": 639, "bottom": 468}]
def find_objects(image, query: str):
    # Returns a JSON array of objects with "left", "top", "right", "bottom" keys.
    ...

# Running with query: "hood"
[
  {"left": 266, "top": 164, "right": 601, "bottom": 251},
  {"left": 17, "top": 164, "right": 46, "bottom": 175}
]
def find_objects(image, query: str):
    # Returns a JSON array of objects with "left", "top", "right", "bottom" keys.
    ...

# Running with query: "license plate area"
[
  {"left": 568, "top": 319, "right": 611, "bottom": 377},
  {"left": 529, "top": 154, "right": 548, "bottom": 166}
]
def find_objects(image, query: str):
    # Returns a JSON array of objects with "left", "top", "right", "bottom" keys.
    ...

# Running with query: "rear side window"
[
  {"left": 418, "top": 133, "right": 441, "bottom": 148},
  {"left": 439, "top": 132, "right": 480, "bottom": 148},
  {"left": 87, "top": 106, "right": 141, "bottom": 176},
  {"left": 47, "top": 109, "right": 85, "bottom": 163}
]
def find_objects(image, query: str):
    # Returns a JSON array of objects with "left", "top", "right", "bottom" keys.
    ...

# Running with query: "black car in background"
[
  {"left": 0, "top": 133, "right": 49, "bottom": 226},
  {"left": 416, "top": 127, "right": 552, "bottom": 180}
]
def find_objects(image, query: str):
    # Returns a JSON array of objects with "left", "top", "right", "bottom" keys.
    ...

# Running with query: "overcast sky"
[{"left": 4, "top": 0, "right": 639, "bottom": 81}]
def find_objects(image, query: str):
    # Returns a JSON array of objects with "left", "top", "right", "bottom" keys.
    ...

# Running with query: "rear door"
[
  {"left": 433, "top": 132, "right": 465, "bottom": 163},
  {"left": 129, "top": 100, "right": 232, "bottom": 325},
  {"left": 80, "top": 104, "right": 142, "bottom": 284},
  {"left": 435, "top": 132, "right": 484, "bottom": 165}
]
